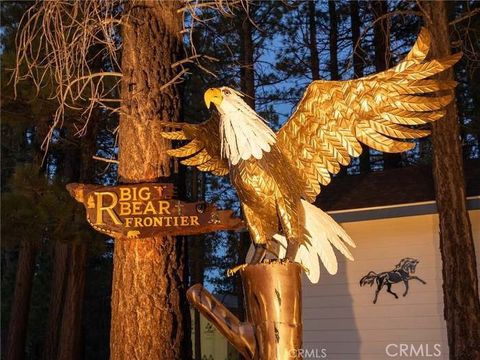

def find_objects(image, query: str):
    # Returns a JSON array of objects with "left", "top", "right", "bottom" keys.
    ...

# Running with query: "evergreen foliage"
[{"left": 1, "top": 1, "right": 479, "bottom": 358}]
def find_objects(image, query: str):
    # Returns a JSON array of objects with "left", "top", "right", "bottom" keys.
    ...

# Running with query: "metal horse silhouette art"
[{"left": 360, "top": 258, "right": 426, "bottom": 304}]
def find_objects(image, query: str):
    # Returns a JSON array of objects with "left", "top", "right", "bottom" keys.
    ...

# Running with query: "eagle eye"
[{"left": 223, "top": 89, "right": 231, "bottom": 95}]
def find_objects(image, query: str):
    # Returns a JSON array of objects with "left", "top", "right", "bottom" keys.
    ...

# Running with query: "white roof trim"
[{"left": 328, "top": 196, "right": 480, "bottom": 223}]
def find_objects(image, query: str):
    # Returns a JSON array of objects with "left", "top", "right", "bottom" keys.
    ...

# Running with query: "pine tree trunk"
[
  {"left": 371, "top": 1, "right": 391, "bottom": 72},
  {"left": 54, "top": 121, "right": 98, "bottom": 360},
  {"left": 350, "top": 1, "right": 363, "bottom": 80},
  {"left": 350, "top": 1, "right": 370, "bottom": 174},
  {"left": 56, "top": 243, "right": 87, "bottom": 360},
  {"left": 5, "top": 240, "right": 38, "bottom": 360},
  {"left": 240, "top": 14, "right": 255, "bottom": 109},
  {"left": 371, "top": 1, "right": 402, "bottom": 169},
  {"left": 44, "top": 243, "right": 87, "bottom": 360},
  {"left": 43, "top": 242, "right": 69, "bottom": 360},
  {"left": 237, "top": 10, "right": 256, "bottom": 351},
  {"left": 110, "top": 2, "right": 190, "bottom": 359},
  {"left": 308, "top": 0, "right": 320, "bottom": 81},
  {"left": 329, "top": 0, "right": 347, "bottom": 177},
  {"left": 328, "top": 0, "right": 339, "bottom": 81},
  {"left": 192, "top": 244, "right": 204, "bottom": 360},
  {"left": 1, "top": 250, "right": 17, "bottom": 352},
  {"left": 43, "top": 123, "right": 96, "bottom": 360},
  {"left": 43, "top": 239, "right": 89, "bottom": 360},
  {"left": 190, "top": 170, "right": 204, "bottom": 360},
  {"left": 423, "top": 2, "right": 480, "bottom": 359}
]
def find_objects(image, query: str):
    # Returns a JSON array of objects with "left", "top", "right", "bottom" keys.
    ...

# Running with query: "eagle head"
[
  {"left": 204, "top": 87, "right": 246, "bottom": 112},
  {"left": 203, "top": 87, "right": 276, "bottom": 165}
]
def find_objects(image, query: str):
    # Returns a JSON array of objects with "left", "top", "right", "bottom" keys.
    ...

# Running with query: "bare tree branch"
[
  {"left": 348, "top": 9, "right": 424, "bottom": 73},
  {"left": 13, "top": 0, "right": 124, "bottom": 158},
  {"left": 449, "top": 8, "right": 480, "bottom": 27},
  {"left": 92, "top": 156, "right": 119, "bottom": 164},
  {"left": 13, "top": 0, "right": 257, "bottom": 163}
]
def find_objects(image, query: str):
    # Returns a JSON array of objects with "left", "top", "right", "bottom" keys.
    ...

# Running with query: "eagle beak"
[{"left": 204, "top": 88, "right": 223, "bottom": 109}]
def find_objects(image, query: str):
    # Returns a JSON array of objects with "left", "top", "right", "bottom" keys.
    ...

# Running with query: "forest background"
[{"left": 1, "top": 1, "right": 479, "bottom": 359}]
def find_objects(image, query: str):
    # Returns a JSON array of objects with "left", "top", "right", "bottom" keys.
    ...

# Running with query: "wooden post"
[{"left": 188, "top": 261, "right": 303, "bottom": 360}]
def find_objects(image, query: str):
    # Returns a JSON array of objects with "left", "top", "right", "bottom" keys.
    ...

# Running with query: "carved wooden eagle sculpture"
[{"left": 161, "top": 28, "right": 461, "bottom": 283}]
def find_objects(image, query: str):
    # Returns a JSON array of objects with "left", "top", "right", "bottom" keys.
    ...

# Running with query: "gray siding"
[{"left": 302, "top": 210, "right": 480, "bottom": 360}]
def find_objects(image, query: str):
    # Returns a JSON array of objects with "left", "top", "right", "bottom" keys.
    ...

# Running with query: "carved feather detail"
[
  {"left": 167, "top": 139, "right": 202, "bottom": 157},
  {"left": 160, "top": 112, "right": 229, "bottom": 176},
  {"left": 160, "top": 131, "right": 188, "bottom": 140},
  {"left": 162, "top": 28, "right": 461, "bottom": 284},
  {"left": 277, "top": 27, "right": 461, "bottom": 199}
]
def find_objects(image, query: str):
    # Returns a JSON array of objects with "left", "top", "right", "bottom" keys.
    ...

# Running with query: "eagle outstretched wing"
[
  {"left": 162, "top": 28, "right": 461, "bottom": 283},
  {"left": 160, "top": 112, "right": 229, "bottom": 176},
  {"left": 277, "top": 27, "right": 461, "bottom": 202}
]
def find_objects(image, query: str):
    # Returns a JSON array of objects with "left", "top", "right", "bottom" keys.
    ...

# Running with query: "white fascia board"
[{"left": 328, "top": 196, "right": 480, "bottom": 223}]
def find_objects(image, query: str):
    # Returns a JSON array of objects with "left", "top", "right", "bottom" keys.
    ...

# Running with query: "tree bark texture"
[
  {"left": 240, "top": 13, "right": 255, "bottom": 109},
  {"left": 328, "top": 0, "right": 339, "bottom": 81},
  {"left": 43, "top": 123, "right": 95, "bottom": 360},
  {"left": 350, "top": 1, "right": 363, "bottom": 80},
  {"left": 44, "top": 243, "right": 87, "bottom": 360},
  {"left": 371, "top": 0, "right": 402, "bottom": 169},
  {"left": 188, "top": 262, "right": 302, "bottom": 360},
  {"left": 329, "top": 0, "right": 346, "bottom": 176},
  {"left": 57, "top": 243, "right": 87, "bottom": 360},
  {"left": 117, "top": 2, "right": 182, "bottom": 182},
  {"left": 308, "top": 0, "right": 320, "bottom": 81},
  {"left": 238, "top": 9, "right": 256, "bottom": 332},
  {"left": 192, "top": 242, "right": 204, "bottom": 360},
  {"left": 111, "top": 2, "right": 190, "bottom": 359},
  {"left": 350, "top": 1, "right": 370, "bottom": 173},
  {"left": 5, "top": 240, "right": 38, "bottom": 360},
  {"left": 43, "top": 243, "right": 69, "bottom": 360},
  {"left": 371, "top": 1, "right": 391, "bottom": 73},
  {"left": 190, "top": 168, "right": 205, "bottom": 360},
  {"left": 423, "top": 2, "right": 480, "bottom": 359}
]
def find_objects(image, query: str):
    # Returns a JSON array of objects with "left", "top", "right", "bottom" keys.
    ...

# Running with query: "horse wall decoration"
[{"left": 359, "top": 258, "right": 426, "bottom": 304}]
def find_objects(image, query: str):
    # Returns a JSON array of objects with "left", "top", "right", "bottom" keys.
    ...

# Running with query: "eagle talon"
[{"left": 227, "top": 264, "right": 248, "bottom": 277}]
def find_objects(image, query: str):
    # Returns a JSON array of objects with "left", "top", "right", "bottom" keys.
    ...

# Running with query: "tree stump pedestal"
[{"left": 187, "top": 261, "right": 302, "bottom": 360}]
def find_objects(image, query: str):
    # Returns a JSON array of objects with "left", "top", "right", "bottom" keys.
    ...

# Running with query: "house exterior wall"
[
  {"left": 302, "top": 208, "right": 480, "bottom": 360},
  {"left": 191, "top": 309, "right": 240, "bottom": 360}
]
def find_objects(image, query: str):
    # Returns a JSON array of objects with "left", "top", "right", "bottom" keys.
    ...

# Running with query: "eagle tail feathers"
[
  {"left": 297, "top": 200, "right": 355, "bottom": 283},
  {"left": 244, "top": 201, "right": 355, "bottom": 284}
]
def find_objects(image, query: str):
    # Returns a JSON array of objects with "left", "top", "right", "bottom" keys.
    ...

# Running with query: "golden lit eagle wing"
[
  {"left": 277, "top": 28, "right": 461, "bottom": 202},
  {"left": 160, "top": 112, "right": 229, "bottom": 176}
]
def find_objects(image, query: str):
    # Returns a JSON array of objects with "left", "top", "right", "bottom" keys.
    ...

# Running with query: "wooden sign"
[{"left": 67, "top": 183, "right": 244, "bottom": 238}]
